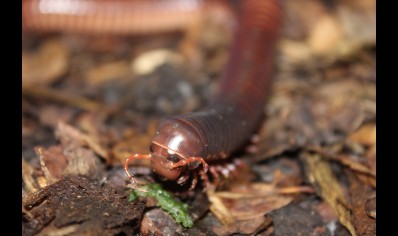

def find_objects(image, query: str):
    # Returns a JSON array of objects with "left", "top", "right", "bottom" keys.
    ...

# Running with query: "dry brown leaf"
[
  {"left": 308, "top": 14, "right": 343, "bottom": 55},
  {"left": 75, "top": 113, "right": 111, "bottom": 159},
  {"left": 207, "top": 189, "right": 235, "bottom": 225},
  {"left": 35, "top": 147, "right": 59, "bottom": 186},
  {"left": 36, "top": 176, "right": 48, "bottom": 189},
  {"left": 52, "top": 122, "right": 105, "bottom": 179},
  {"left": 331, "top": 154, "right": 375, "bottom": 178},
  {"left": 84, "top": 61, "right": 131, "bottom": 86},
  {"left": 186, "top": 212, "right": 271, "bottom": 236},
  {"left": 22, "top": 159, "right": 40, "bottom": 194},
  {"left": 312, "top": 80, "right": 375, "bottom": 133},
  {"left": 112, "top": 119, "right": 157, "bottom": 165},
  {"left": 36, "top": 225, "right": 79, "bottom": 236},
  {"left": 112, "top": 136, "right": 152, "bottom": 166},
  {"left": 131, "top": 49, "right": 183, "bottom": 75},
  {"left": 279, "top": 39, "right": 312, "bottom": 63},
  {"left": 37, "top": 146, "right": 68, "bottom": 180},
  {"left": 304, "top": 153, "right": 357, "bottom": 236},
  {"left": 208, "top": 183, "right": 293, "bottom": 227},
  {"left": 218, "top": 183, "right": 314, "bottom": 199},
  {"left": 348, "top": 123, "right": 376, "bottom": 146},
  {"left": 212, "top": 216, "right": 270, "bottom": 236},
  {"left": 343, "top": 158, "right": 375, "bottom": 178},
  {"left": 55, "top": 122, "right": 86, "bottom": 147},
  {"left": 34, "top": 142, "right": 102, "bottom": 183},
  {"left": 226, "top": 196, "right": 292, "bottom": 221},
  {"left": 337, "top": 0, "right": 376, "bottom": 51},
  {"left": 38, "top": 106, "right": 74, "bottom": 128},
  {"left": 22, "top": 40, "right": 69, "bottom": 85},
  {"left": 56, "top": 122, "right": 109, "bottom": 160},
  {"left": 81, "top": 135, "right": 109, "bottom": 161},
  {"left": 307, "top": 145, "right": 376, "bottom": 186},
  {"left": 22, "top": 84, "right": 103, "bottom": 112}
]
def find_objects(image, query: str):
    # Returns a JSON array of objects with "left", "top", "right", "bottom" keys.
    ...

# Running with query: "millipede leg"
[
  {"left": 199, "top": 168, "right": 209, "bottom": 191},
  {"left": 216, "top": 165, "right": 230, "bottom": 178},
  {"left": 177, "top": 172, "right": 190, "bottom": 186},
  {"left": 209, "top": 166, "right": 220, "bottom": 186},
  {"left": 226, "top": 163, "right": 239, "bottom": 178},
  {"left": 189, "top": 172, "right": 199, "bottom": 191},
  {"left": 124, "top": 153, "right": 151, "bottom": 186}
]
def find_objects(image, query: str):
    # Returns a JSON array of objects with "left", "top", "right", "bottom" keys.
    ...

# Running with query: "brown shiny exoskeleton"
[{"left": 122, "top": 0, "right": 283, "bottom": 189}]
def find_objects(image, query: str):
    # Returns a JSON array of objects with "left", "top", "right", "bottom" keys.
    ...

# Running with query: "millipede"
[{"left": 22, "top": 0, "right": 283, "bottom": 190}]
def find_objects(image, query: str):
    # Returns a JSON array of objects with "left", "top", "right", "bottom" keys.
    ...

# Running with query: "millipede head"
[
  {"left": 124, "top": 118, "right": 208, "bottom": 187},
  {"left": 149, "top": 141, "right": 187, "bottom": 181},
  {"left": 148, "top": 118, "right": 205, "bottom": 181}
]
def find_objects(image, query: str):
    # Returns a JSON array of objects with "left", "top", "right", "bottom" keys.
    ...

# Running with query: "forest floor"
[{"left": 22, "top": 0, "right": 375, "bottom": 235}]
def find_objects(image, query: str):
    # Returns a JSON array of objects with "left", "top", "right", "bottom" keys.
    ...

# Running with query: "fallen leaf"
[
  {"left": 207, "top": 183, "right": 295, "bottom": 227},
  {"left": 217, "top": 184, "right": 314, "bottom": 199},
  {"left": 51, "top": 122, "right": 105, "bottom": 179},
  {"left": 132, "top": 49, "right": 183, "bottom": 76},
  {"left": 22, "top": 84, "right": 103, "bottom": 112},
  {"left": 36, "top": 147, "right": 59, "bottom": 185},
  {"left": 35, "top": 146, "right": 68, "bottom": 181},
  {"left": 304, "top": 153, "right": 357, "bottom": 236},
  {"left": 22, "top": 159, "right": 40, "bottom": 194},
  {"left": 207, "top": 189, "right": 234, "bottom": 225},
  {"left": 56, "top": 121, "right": 109, "bottom": 161},
  {"left": 336, "top": 0, "right": 376, "bottom": 55},
  {"left": 307, "top": 145, "right": 376, "bottom": 186},
  {"left": 22, "top": 40, "right": 69, "bottom": 85},
  {"left": 38, "top": 105, "right": 74, "bottom": 128},
  {"left": 308, "top": 14, "right": 343, "bottom": 56},
  {"left": 348, "top": 123, "right": 376, "bottom": 146},
  {"left": 112, "top": 135, "right": 152, "bottom": 167},
  {"left": 188, "top": 212, "right": 272, "bottom": 236},
  {"left": 279, "top": 39, "right": 312, "bottom": 64},
  {"left": 84, "top": 61, "right": 131, "bottom": 86},
  {"left": 112, "top": 119, "right": 157, "bottom": 165}
]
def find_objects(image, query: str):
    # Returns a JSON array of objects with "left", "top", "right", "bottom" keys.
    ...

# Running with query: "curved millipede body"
[
  {"left": 22, "top": 0, "right": 283, "bottom": 189},
  {"left": 146, "top": 0, "right": 283, "bottom": 188},
  {"left": 22, "top": 0, "right": 233, "bottom": 35}
]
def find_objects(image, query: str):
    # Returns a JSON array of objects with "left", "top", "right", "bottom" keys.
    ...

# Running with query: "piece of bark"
[{"left": 22, "top": 175, "right": 145, "bottom": 236}]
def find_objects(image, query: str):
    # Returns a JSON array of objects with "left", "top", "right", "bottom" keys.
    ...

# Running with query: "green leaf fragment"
[{"left": 128, "top": 183, "right": 193, "bottom": 228}]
